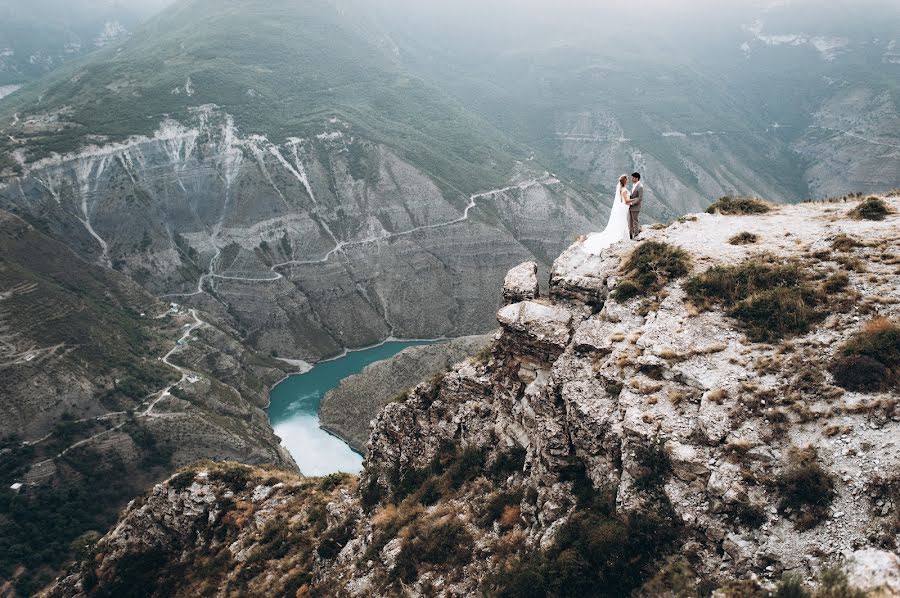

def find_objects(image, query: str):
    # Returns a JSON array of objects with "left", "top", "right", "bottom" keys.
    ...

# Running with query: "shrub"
[
  {"left": 490, "top": 499, "right": 681, "bottom": 598},
  {"left": 831, "top": 234, "right": 861, "bottom": 252},
  {"left": 490, "top": 446, "right": 527, "bottom": 479},
  {"left": 728, "top": 232, "right": 759, "bottom": 245},
  {"left": 632, "top": 438, "right": 671, "bottom": 492},
  {"left": 390, "top": 442, "right": 486, "bottom": 503},
  {"left": 612, "top": 279, "right": 641, "bottom": 301},
  {"left": 730, "top": 287, "right": 818, "bottom": 342},
  {"left": 706, "top": 196, "right": 770, "bottom": 215},
  {"left": 776, "top": 447, "right": 835, "bottom": 530},
  {"left": 773, "top": 576, "right": 810, "bottom": 598},
  {"left": 360, "top": 476, "right": 383, "bottom": 510},
  {"left": 685, "top": 257, "right": 820, "bottom": 342},
  {"left": 316, "top": 516, "right": 357, "bottom": 560},
  {"left": 849, "top": 196, "right": 892, "bottom": 221},
  {"left": 830, "top": 355, "right": 889, "bottom": 392},
  {"left": 209, "top": 464, "right": 252, "bottom": 492},
  {"left": 169, "top": 471, "right": 196, "bottom": 492},
  {"left": 820, "top": 272, "right": 849, "bottom": 294},
  {"left": 830, "top": 318, "right": 900, "bottom": 391},
  {"left": 612, "top": 242, "right": 691, "bottom": 301},
  {"left": 395, "top": 518, "right": 473, "bottom": 582},
  {"left": 480, "top": 490, "right": 524, "bottom": 527},
  {"left": 639, "top": 557, "right": 700, "bottom": 598},
  {"left": 318, "top": 472, "right": 347, "bottom": 493}
]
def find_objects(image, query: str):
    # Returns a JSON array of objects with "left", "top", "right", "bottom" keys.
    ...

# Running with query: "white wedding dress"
[{"left": 583, "top": 182, "right": 631, "bottom": 254}]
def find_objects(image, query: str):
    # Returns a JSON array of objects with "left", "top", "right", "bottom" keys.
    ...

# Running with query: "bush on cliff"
[
  {"left": 830, "top": 318, "right": 900, "bottom": 391},
  {"left": 612, "top": 241, "right": 691, "bottom": 301},
  {"left": 706, "top": 196, "right": 771, "bottom": 215},
  {"left": 849, "top": 196, "right": 891, "bottom": 221},
  {"left": 394, "top": 517, "right": 473, "bottom": 582},
  {"left": 490, "top": 462, "right": 680, "bottom": 598},
  {"left": 685, "top": 256, "right": 821, "bottom": 342},
  {"left": 775, "top": 446, "right": 835, "bottom": 531}
]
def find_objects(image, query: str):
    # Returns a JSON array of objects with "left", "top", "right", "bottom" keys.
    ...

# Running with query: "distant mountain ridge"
[{"left": 0, "top": 0, "right": 174, "bottom": 86}]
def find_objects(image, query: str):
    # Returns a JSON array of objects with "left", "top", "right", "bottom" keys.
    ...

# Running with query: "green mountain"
[{"left": 0, "top": 0, "right": 528, "bottom": 196}]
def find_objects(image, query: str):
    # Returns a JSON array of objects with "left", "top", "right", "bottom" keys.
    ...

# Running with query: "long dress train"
[{"left": 583, "top": 183, "right": 631, "bottom": 254}]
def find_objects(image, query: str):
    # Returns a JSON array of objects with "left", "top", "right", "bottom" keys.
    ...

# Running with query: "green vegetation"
[
  {"left": 0, "top": 446, "right": 166, "bottom": 596},
  {"left": 685, "top": 256, "right": 821, "bottom": 342},
  {"left": 169, "top": 470, "right": 197, "bottom": 491},
  {"left": 773, "top": 568, "right": 867, "bottom": 598},
  {"left": 316, "top": 515, "right": 358, "bottom": 560},
  {"left": 728, "top": 231, "right": 759, "bottom": 245},
  {"left": 612, "top": 241, "right": 691, "bottom": 302},
  {"left": 830, "top": 318, "right": 900, "bottom": 391},
  {"left": 0, "top": 0, "right": 526, "bottom": 197},
  {"left": 706, "top": 196, "right": 771, "bottom": 215},
  {"left": 820, "top": 272, "right": 850, "bottom": 294},
  {"left": 849, "top": 197, "right": 892, "bottom": 221},
  {"left": 209, "top": 464, "right": 252, "bottom": 492},
  {"left": 489, "top": 462, "right": 680, "bottom": 598},
  {"left": 775, "top": 446, "right": 835, "bottom": 531},
  {"left": 394, "top": 517, "right": 473, "bottom": 582},
  {"left": 390, "top": 441, "right": 487, "bottom": 504}
]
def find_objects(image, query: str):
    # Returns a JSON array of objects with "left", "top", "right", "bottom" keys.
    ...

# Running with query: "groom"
[{"left": 627, "top": 172, "right": 643, "bottom": 239}]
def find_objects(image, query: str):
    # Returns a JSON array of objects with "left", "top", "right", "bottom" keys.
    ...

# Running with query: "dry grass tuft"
[
  {"left": 830, "top": 318, "right": 900, "bottom": 391},
  {"left": 612, "top": 241, "right": 691, "bottom": 302},
  {"left": 728, "top": 231, "right": 759, "bottom": 245},
  {"left": 849, "top": 196, "right": 892, "bottom": 221},
  {"left": 831, "top": 234, "right": 862, "bottom": 252},
  {"left": 706, "top": 196, "right": 771, "bottom": 215}
]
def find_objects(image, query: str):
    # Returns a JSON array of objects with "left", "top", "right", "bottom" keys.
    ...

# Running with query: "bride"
[{"left": 583, "top": 174, "right": 631, "bottom": 254}]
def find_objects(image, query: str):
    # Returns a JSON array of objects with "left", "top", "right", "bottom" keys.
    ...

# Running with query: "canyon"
[{"left": 44, "top": 195, "right": 900, "bottom": 597}]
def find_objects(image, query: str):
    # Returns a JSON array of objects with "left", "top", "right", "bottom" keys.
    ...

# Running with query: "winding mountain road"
[
  {"left": 20, "top": 309, "right": 206, "bottom": 464},
  {"left": 160, "top": 175, "right": 557, "bottom": 295}
]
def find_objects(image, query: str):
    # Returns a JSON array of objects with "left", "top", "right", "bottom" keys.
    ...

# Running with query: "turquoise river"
[{"left": 268, "top": 341, "right": 437, "bottom": 476}]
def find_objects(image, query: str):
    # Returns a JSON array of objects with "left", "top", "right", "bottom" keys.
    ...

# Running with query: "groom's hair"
[{"left": 632, "top": 172, "right": 641, "bottom": 180}]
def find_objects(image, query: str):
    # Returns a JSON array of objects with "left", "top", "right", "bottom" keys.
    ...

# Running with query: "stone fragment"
[
  {"left": 503, "top": 261, "right": 540, "bottom": 304},
  {"left": 666, "top": 441, "right": 710, "bottom": 482},
  {"left": 846, "top": 549, "right": 900, "bottom": 597}
]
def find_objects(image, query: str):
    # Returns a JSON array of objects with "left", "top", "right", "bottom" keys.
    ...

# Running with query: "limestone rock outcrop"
[{"left": 502, "top": 261, "right": 540, "bottom": 304}]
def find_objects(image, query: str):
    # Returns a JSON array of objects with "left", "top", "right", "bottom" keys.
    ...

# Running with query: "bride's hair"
[{"left": 618, "top": 175, "right": 628, "bottom": 187}]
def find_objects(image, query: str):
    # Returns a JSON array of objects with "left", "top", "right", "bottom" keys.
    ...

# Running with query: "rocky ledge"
[{"left": 47, "top": 195, "right": 900, "bottom": 597}]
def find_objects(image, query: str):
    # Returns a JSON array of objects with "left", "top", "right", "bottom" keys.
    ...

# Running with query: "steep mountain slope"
[
  {"left": 45, "top": 195, "right": 900, "bottom": 597},
  {"left": 0, "top": 0, "right": 602, "bottom": 361},
  {"left": 0, "top": 0, "right": 174, "bottom": 87},
  {"left": 359, "top": 0, "right": 900, "bottom": 216},
  {"left": 0, "top": 209, "right": 295, "bottom": 595}
]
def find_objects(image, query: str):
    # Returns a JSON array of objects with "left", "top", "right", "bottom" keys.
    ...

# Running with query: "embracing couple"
[{"left": 583, "top": 172, "right": 644, "bottom": 254}]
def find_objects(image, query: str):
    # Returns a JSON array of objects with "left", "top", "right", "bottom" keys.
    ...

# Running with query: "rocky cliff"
[
  {"left": 46, "top": 194, "right": 900, "bottom": 597},
  {"left": 319, "top": 335, "right": 492, "bottom": 454}
]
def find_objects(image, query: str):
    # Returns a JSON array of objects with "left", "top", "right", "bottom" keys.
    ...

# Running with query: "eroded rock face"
[
  {"left": 47, "top": 197, "right": 900, "bottom": 597},
  {"left": 0, "top": 109, "right": 601, "bottom": 361}
]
